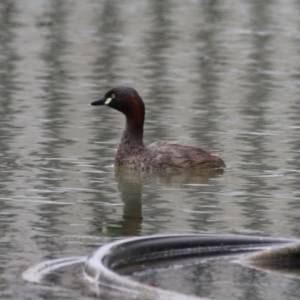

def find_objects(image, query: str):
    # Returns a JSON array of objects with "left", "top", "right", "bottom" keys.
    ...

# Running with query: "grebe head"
[
  {"left": 91, "top": 87, "right": 145, "bottom": 139},
  {"left": 91, "top": 87, "right": 145, "bottom": 117}
]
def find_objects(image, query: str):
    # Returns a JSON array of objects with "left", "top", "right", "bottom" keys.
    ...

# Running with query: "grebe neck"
[{"left": 122, "top": 119, "right": 144, "bottom": 147}]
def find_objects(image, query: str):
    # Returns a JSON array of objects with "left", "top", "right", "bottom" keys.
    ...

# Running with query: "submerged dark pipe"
[
  {"left": 103, "top": 234, "right": 294, "bottom": 269},
  {"left": 83, "top": 234, "right": 297, "bottom": 300},
  {"left": 22, "top": 234, "right": 300, "bottom": 300}
]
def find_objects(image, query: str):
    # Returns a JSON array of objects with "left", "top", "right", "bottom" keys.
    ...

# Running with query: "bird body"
[{"left": 91, "top": 87, "right": 225, "bottom": 170}]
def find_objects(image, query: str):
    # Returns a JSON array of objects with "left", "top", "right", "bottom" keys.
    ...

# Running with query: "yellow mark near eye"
[{"left": 105, "top": 97, "right": 112, "bottom": 105}]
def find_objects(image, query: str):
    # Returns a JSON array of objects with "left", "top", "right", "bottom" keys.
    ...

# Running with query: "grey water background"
[{"left": 1, "top": 0, "right": 300, "bottom": 299}]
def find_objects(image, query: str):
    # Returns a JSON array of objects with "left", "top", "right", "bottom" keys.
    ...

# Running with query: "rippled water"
[{"left": 1, "top": 0, "right": 300, "bottom": 299}]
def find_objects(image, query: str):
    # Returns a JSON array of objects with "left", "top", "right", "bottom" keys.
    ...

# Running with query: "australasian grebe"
[{"left": 90, "top": 87, "right": 225, "bottom": 170}]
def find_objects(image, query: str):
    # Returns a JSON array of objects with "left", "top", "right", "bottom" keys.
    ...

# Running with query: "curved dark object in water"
[{"left": 83, "top": 234, "right": 298, "bottom": 300}]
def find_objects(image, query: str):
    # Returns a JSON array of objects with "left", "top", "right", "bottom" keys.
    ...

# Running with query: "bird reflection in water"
[{"left": 114, "top": 167, "right": 224, "bottom": 236}]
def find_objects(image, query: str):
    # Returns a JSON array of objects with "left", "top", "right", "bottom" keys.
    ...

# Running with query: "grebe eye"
[{"left": 105, "top": 94, "right": 115, "bottom": 105}]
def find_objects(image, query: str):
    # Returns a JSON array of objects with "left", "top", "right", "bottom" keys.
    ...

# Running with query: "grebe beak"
[{"left": 90, "top": 96, "right": 108, "bottom": 106}]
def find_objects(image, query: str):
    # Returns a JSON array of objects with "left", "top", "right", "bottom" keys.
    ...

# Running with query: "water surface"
[{"left": 1, "top": 0, "right": 300, "bottom": 299}]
